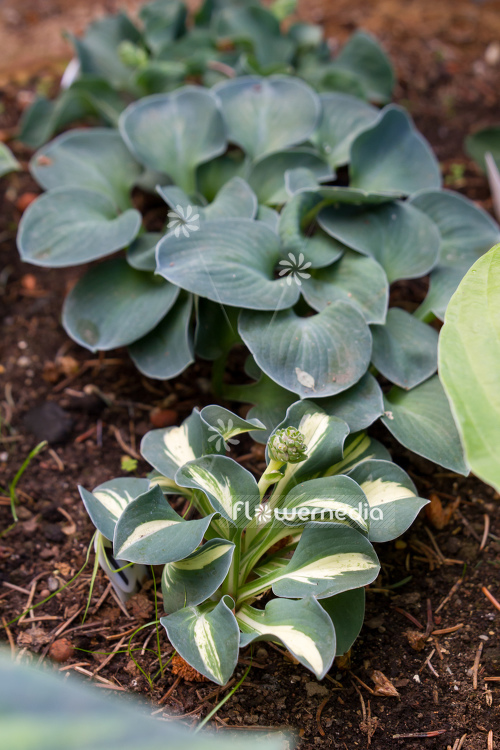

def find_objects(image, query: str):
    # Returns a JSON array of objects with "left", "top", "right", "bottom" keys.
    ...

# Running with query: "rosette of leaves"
[
  {"left": 19, "top": 0, "right": 394, "bottom": 148},
  {"left": 78, "top": 402, "right": 429, "bottom": 684},
  {"left": 18, "top": 75, "right": 492, "bottom": 472}
]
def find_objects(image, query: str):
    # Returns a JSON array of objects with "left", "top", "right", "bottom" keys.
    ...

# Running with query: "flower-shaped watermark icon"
[
  {"left": 254, "top": 503, "right": 273, "bottom": 526},
  {"left": 278, "top": 252, "right": 312, "bottom": 286},
  {"left": 167, "top": 204, "right": 200, "bottom": 238},
  {"left": 208, "top": 419, "right": 240, "bottom": 453}
]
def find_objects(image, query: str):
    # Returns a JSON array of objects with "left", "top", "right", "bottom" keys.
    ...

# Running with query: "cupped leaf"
[
  {"left": 318, "top": 200, "right": 440, "bottom": 283},
  {"left": 214, "top": 75, "right": 320, "bottom": 160},
  {"left": 320, "top": 587, "right": 365, "bottom": 656},
  {"left": 158, "top": 176, "right": 257, "bottom": 223},
  {"left": 17, "top": 187, "right": 141, "bottom": 268},
  {"left": 119, "top": 87, "right": 227, "bottom": 193},
  {"left": 310, "top": 92, "right": 378, "bottom": 168},
  {"left": 465, "top": 126, "right": 500, "bottom": 171},
  {"left": 347, "top": 459, "right": 428, "bottom": 542},
  {"left": 285, "top": 167, "right": 323, "bottom": 196},
  {"left": 248, "top": 149, "right": 332, "bottom": 205},
  {"left": 439, "top": 245, "right": 500, "bottom": 491},
  {"left": 62, "top": 258, "right": 179, "bottom": 351},
  {"left": 381, "top": 375, "right": 468, "bottom": 474},
  {"left": 332, "top": 31, "right": 394, "bottom": 104},
  {"left": 79, "top": 478, "right": 150, "bottom": 541},
  {"left": 161, "top": 596, "right": 239, "bottom": 685},
  {"left": 200, "top": 405, "right": 266, "bottom": 443},
  {"left": 410, "top": 189, "right": 500, "bottom": 320},
  {"left": 0, "top": 143, "right": 20, "bottom": 177},
  {"left": 128, "top": 292, "right": 194, "bottom": 379},
  {"left": 175, "top": 455, "right": 260, "bottom": 526},
  {"left": 162, "top": 538, "right": 235, "bottom": 613},
  {"left": 30, "top": 129, "right": 142, "bottom": 210},
  {"left": 270, "top": 402, "right": 350, "bottom": 494},
  {"left": 370, "top": 307, "right": 438, "bottom": 389},
  {"left": 302, "top": 249, "right": 388, "bottom": 324},
  {"left": 95, "top": 532, "right": 148, "bottom": 604},
  {"left": 349, "top": 106, "right": 441, "bottom": 195},
  {"left": 271, "top": 525, "right": 379, "bottom": 599},
  {"left": 141, "top": 408, "right": 219, "bottom": 480},
  {"left": 156, "top": 218, "right": 300, "bottom": 310},
  {"left": 126, "top": 232, "right": 163, "bottom": 272},
  {"left": 114, "top": 484, "right": 215, "bottom": 564},
  {"left": 325, "top": 432, "right": 391, "bottom": 476},
  {"left": 316, "top": 373, "right": 384, "bottom": 433},
  {"left": 238, "top": 596, "right": 336, "bottom": 680},
  {"left": 239, "top": 301, "right": 372, "bottom": 398},
  {"left": 277, "top": 476, "right": 370, "bottom": 534}
]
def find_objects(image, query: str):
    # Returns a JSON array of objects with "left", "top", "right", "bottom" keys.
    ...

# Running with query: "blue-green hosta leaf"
[
  {"left": 465, "top": 126, "right": 500, "bottom": 171},
  {"left": 62, "top": 258, "right": 179, "bottom": 351},
  {"left": 278, "top": 192, "right": 345, "bottom": 270},
  {"left": 370, "top": 307, "right": 439, "bottom": 389},
  {"left": 30, "top": 129, "right": 142, "bottom": 211},
  {"left": 128, "top": 292, "right": 194, "bottom": 380},
  {"left": 139, "top": 0, "right": 187, "bottom": 54},
  {"left": 239, "top": 301, "right": 372, "bottom": 398},
  {"left": 439, "top": 246, "right": 500, "bottom": 491},
  {"left": 141, "top": 408, "right": 219, "bottom": 480},
  {"left": 257, "top": 204, "right": 280, "bottom": 231},
  {"left": 197, "top": 152, "right": 246, "bottom": 202},
  {"left": 114, "top": 484, "right": 215, "bottom": 564},
  {"left": 126, "top": 232, "right": 163, "bottom": 272},
  {"left": 214, "top": 76, "right": 320, "bottom": 160},
  {"left": 347, "top": 459, "right": 428, "bottom": 542},
  {"left": 382, "top": 375, "right": 468, "bottom": 474},
  {"left": 320, "top": 588, "right": 365, "bottom": 656},
  {"left": 276, "top": 476, "right": 370, "bottom": 534},
  {"left": 161, "top": 596, "right": 239, "bottom": 684},
  {"left": 17, "top": 187, "right": 141, "bottom": 268},
  {"left": 332, "top": 31, "right": 394, "bottom": 104},
  {"left": 95, "top": 532, "right": 148, "bottom": 604},
  {"left": 194, "top": 299, "right": 240, "bottom": 360},
  {"left": 162, "top": 538, "right": 235, "bottom": 613},
  {"left": 318, "top": 201, "right": 440, "bottom": 283},
  {"left": 313, "top": 185, "right": 403, "bottom": 206},
  {"left": 157, "top": 177, "right": 257, "bottom": 223},
  {"left": 270, "top": 401, "right": 350, "bottom": 495},
  {"left": 248, "top": 149, "right": 333, "bottom": 205},
  {"left": 302, "top": 249, "right": 388, "bottom": 324},
  {"left": 349, "top": 106, "right": 441, "bottom": 195},
  {"left": 271, "top": 525, "right": 379, "bottom": 599},
  {"left": 410, "top": 189, "right": 500, "bottom": 320},
  {"left": 200, "top": 405, "right": 266, "bottom": 445},
  {"left": 238, "top": 597, "right": 335, "bottom": 680},
  {"left": 316, "top": 373, "right": 384, "bottom": 433},
  {"left": 175, "top": 455, "right": 260, "bottom": 526},
  {"left": 156, "top": 218, "right": 300, "bottom": 310},
  {"left": 325, "top": 432, "right": 391, "bottom": 476},
  {"left": 214, "top": 5, "right": 294, "bottom": 68},
  {"left": 119, "top": 87, "right": 227, "bottom": 193},
  {"left": 285, "top": 167, "right": 322, "bottom": 195},
  {"left": 0, "top": 143, "right": 20, "bottom": 177},
  {"left": 310, "top": 92, "right": 378, "bottom": 168},
  {"left": 79, "top": 477, "right": 150, "bottom": 540}
]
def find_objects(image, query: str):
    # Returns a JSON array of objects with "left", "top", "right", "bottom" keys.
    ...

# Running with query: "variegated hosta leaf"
[
  {"left": 270, "top": 401, "right": 350, "bottom": 496},
  {"left": 148, "top": 472, "right": 192, "bottom": 497},
  {"left": 79, "top": 478, "right": 150, "bottom": 541},
  {"left": 95, "top": 532, "right": 148, "bottom": 604},
  {"left": 275, "top": 476, "right": 370, "bottom": 534},
  {"left": 238, "top": 596, "right": 335, "bottom": 680},
  {"left": 175, "top": 456, "right": 260, "bottom": 526},
  {"left": 161, "top": 596, "right": 239, "bottom": 685},
  {"left": 141, "top": 408, "right": 221, "bottom": 481},
  {"left": 271, "top": 525, "right": 379, "bottom": 599},
  {"left": 200, "top": 405, "right": 266, "bottom": 449},
  {"left": 347, "top": 459, "right": 428, "bottom": 542},
  {"left": 320, "top": 587, "right": 365, "bottom": 656},
  {"left": 161, "top": 539, "right": 235, "bottom": 613},
  {"left": 325, "top": 432, "right": 391, "bottom": 476},
  {"left": 113, "top": 484, "right": 215, "bottom": 564}
]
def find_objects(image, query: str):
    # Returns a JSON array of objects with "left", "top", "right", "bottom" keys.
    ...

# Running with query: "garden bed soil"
[{"left": 1, "top": 1, "right": 500, "bottom": 748}]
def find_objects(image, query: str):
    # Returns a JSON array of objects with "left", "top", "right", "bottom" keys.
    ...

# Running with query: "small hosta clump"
[{"left": 268, "top": 426, "right": 308, "bottom": 464}]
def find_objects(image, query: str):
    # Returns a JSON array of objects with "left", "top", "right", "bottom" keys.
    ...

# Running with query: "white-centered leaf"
[{"left": 79, "top": 477, "right": 150, "bottom": 541}]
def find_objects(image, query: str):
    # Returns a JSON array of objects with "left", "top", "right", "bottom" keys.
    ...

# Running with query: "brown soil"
[{"left": 1, "top": 1, "right": 500, "bottom": 749}]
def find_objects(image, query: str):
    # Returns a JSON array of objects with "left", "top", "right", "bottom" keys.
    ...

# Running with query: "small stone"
[
  {"left": 47, "top": 576, "right": 59, "bottom": 592},
  {"left": 395, "top": 540, "right": 407, "bottom": 550},
  {"left": 23, "top": 402, "right": 73, "bottom": 444},
  {"left": 39, "top": 589, "right": 50, "bottom": 598},
  {"left": 485, "top": 41, "right": 500, "bottom": 66},
  {"left": 49, "top": 638, "right": 74, "bottom": 663},
  {"left": 16, "top": 192, "right": 38, "bottom": 213},
  {"left": 256, "top": 647, "right": 269, "bottom": 661},
  {"left": 0, "top": 452, "right": 7, "bottom": 462},
  {"left": 21, "top": 274, "right": 37, "bottom": 291},
  {"left": 305, "top": 681, "right": 329, "bottom": 698},
  {"left": 150, "top": 408, "right": 178, "bottom": 429}
]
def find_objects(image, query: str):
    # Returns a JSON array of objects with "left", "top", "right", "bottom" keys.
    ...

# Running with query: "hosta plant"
[
  {"left": 17, "top": 74, "right": 494, "bottom": 470},
  {"left": 19, "top": 0, "right": 394, "bottom": 148},
  {"left": 79, "top": 403, "right": 429, "bottom": 684}
]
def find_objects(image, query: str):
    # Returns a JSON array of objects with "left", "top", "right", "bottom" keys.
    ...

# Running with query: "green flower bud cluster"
[
  {"left": 268, "top": 427, "right": 308, "bottom": 464},
  {"left": 118, "top": 41, "right": 148, "bottom": 69}
]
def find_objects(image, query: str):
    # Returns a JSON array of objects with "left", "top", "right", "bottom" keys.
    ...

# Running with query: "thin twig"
[
  {"left": 431, "top": 623, "right": 464, "bottom": 636},
  {"left": 482, "top": 586, "right": 500, "bottom": 612},
  {"left": 479, "top": 514, "right": 491, "bottom": 552},
  {"left": 2, "top": 616, "right": 15, "bottom": 656},
  {"left": 472, "top": 641, "right": 484, "bottom": 690},
  {"left": 316, "top": 695, "right": 330, "bottom": 737},
  {"left": 94, "top": 636, "right": 127, "bottom": 674},
  {"left": 435, "top": 578, "right": 462, "bottom": 614}
]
